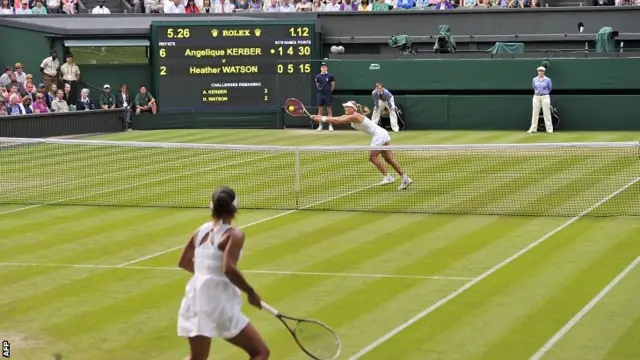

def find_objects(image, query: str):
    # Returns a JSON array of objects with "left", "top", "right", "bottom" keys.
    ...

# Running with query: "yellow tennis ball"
[{"left": 288, "top": 105, "right": 295, "bottom": 112}]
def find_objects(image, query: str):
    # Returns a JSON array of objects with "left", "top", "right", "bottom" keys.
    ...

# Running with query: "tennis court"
[{"left": 1, "top": 129, "right": 639, "bottom": 360}]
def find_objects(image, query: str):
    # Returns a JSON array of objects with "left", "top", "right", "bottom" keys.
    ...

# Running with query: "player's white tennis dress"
[
  {"left": 177, "top": 222, "right": 249, "bottom": 339},
  {"left": 351, "top": 115, "right": 391, "bottom": 147}
]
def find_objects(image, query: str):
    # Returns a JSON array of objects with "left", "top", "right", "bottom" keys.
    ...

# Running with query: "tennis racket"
[
  {"left": 284, "top": 98, "right": 313, "bottom": 117},
  {"left": 261, "top": 301, "right": 341, "bottom": 360}
]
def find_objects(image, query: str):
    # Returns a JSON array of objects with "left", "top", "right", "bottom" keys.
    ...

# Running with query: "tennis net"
[{"left": 1, "top": 138, "right": 638, "bottom": 217}]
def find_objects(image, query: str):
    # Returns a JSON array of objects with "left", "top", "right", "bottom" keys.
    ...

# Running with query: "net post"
[{"left": 294, "top": 148, "right": 301, "bottom": 208}]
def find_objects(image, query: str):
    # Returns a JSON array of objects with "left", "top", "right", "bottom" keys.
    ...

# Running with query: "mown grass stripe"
[{"left": 354, "top": 216, "right": 604, "bottom": 360}]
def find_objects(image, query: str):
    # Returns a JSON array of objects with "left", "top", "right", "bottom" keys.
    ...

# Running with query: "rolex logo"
[
  {"left": 211, "top": 29, "right": 218, "bottom": 37},
  {"left": 254, "top": 28, "right": 261, "bottom": 37}
]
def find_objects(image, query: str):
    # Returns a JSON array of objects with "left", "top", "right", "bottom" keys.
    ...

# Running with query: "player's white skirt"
[
  {"left": 371, "top": 129, "right": 391, "bottom": 147},
  {"left": 177, "top": 274, "right": 249, "bottom": 339}
]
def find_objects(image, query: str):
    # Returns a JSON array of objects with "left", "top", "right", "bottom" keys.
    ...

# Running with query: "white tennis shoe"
[
  {"left": 398, "top": 176, "right": 413, "bottom": 190},
  {"left": 380, "top": 175, "right": 394, "bottom": 185}
]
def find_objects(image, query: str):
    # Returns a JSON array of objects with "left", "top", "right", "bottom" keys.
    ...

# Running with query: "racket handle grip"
[{"left": 261, "top": 301, "right": 279, "bottom": 316}]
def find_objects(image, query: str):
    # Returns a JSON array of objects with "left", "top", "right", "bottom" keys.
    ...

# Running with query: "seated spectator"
[
  {"left": 6, "top": 85, "right": 22, "bottom": 104},
  {"left": 0, "top": 87, "right": 6, "bottom": 100},
  {"left": 280, "top": 0, "right": 296, "bottom": 11},
  {"left": 62, "top": 0, "right": 76, "bottom": 13},
  {"left": 51, "top": 89, "right": 69, "bottom": 112},
  {"left": 0, "top": 99, "right": 6, "bottom": 116},
  {"left": 20, "top": 96, "right": 34, "bottom": 114},
  {"left": 145, "top": 0, "right": 164, "bottom": 12},
  {"left": 296, "top": 0, "right": 312, "bottom": 11},
  {"left": 15, "top": 0, "right": 31, "bottom": 13},
  {"left": 461, "top": 0, "right": 476, "bottom": 6},
  {"left": 115, "top": 83, "right": 133, "bottom": 130},
  {"left": 262, "top": 0, "right": 279, "bottom": 11},
  {"left": 24, "top": 82, "right": 37, "bottom": 102},
  {"left": 32, "top": 93, "right": 49, "bottom": 113},
  {"left": 99, "top": 84, "right": 116, "bottom": 109},
  {"left": 164, "top": 0, "right": 185, "bottom": 12},
  {"left": 433, "top": 0, "right": 453, "bottom": 9},
  {"left": 358, "top": 0, "right": 372, "bottom": 9},
  {"left": 7, "top": 74, "right": 27, "bottom": 96},
  {"left": 0, "top": 0, "right": 13, "bottom": 14},
  {"left": 134, "top": 85, "right": 157, "bottom": 115},
  {"left": 185, "top": 0, "right": 199, "bottom": 12},
  {"left": 62, "top": 82, "right": 73, "bottom": 104},
  {"left": 91, "top": 0, "right": 110, "bottom": 13},
  {"left": 46, "top": 0, "right": 61, "bottom": 13},
  {"left": 372, "top": 0, "right": 390, "bottom": 10},
  {"left": 0, "top": 67, "right": 11, "bottom": 88},
  {"left": 6, "top": 94, "right": 23, "bottom": 116},
  {"left": 199, "top": 0, "right": 212, "bottom": 12},
  {"left": 341, "top": 0, "right": 358, "bottom": 10},
  {"left": 248, "top": 0, "right": 261, "bottom": 10},
  {"left": 32, "top": 0, "right": 48, "bottom": 12},
  {"left": 44, "top": 83, "right": 56, "bottom": 108},
  {"left": 235, "top": 0, "right": 249, "bottom": 10},
  {"left": 75, "top": 88, "right": 95, "bottom": 111},
  {"left": 324, "top": 0, "right": 341, "bottom": 10},
  {"left": 14, "top": 64, "right": 26, "bottom": 84}
]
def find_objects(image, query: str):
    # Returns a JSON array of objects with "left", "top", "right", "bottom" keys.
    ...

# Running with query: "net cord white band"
[{"left": 1, "top": 137, "right": 638, "bottom": 152}]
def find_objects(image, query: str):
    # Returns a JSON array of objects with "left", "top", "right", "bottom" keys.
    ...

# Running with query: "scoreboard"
[{"left": 150, "top": 21, "right": 318, "bottom": 112}]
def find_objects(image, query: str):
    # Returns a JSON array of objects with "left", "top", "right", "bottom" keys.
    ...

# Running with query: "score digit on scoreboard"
[{"left": 151, "top": 21, "right": 317, "bottom": 112}]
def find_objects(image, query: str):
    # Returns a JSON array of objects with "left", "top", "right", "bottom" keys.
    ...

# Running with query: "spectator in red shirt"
[{"left": 185, "top": 0, "right": 199, "bottom": 12}]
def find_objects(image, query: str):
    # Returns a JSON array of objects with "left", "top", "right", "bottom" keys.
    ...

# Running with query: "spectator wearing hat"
[
  {"left": 0, "top": 67, "right": 12, "bottom": 88},
  {"left": 15, "top": 0, "right": 32, "bottom": 13},
  {"left": 76, "top": 88, "right": 95, "bottom": 111},
  {"left": 60, "top": 54, "right": 80, "bottom": 102},
  {"left": 100, "top": 84, "right": 116, "bottom": 110},
  {"left": 40, "top": 49, "right": 60, "bottom": 93},
  {"left": 314, "top": 62, "right": 335, "bottom": 132},
  {"left": 527, "top": 66, "right": 553, "bottom": 134},
  {"left": 13, "top": 63, "right": 26, "bottom": 84}
]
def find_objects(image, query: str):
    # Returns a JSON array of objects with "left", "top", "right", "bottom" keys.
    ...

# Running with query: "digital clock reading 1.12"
[{"left": 151, "top": 21, "right": 317, "bottom": 111}]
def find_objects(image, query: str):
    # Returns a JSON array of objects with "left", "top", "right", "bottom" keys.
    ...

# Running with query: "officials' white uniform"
[
  {"left": 351, "top": 114, "right": 391, "bottom": 146},
  {"left": 177, "top": 222, "right": 248, "bottom": 339}
]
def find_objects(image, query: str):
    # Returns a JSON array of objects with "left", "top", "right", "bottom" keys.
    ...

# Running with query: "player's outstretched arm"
[{"left": 310, "top": 114, "right": 357, "bottom": 125}]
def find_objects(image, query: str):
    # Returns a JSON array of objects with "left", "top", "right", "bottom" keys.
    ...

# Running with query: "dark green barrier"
[
  {"left": 305, "top": 95, "right": 640, "bottom": 131},
  {"left": 132, "top": 110, "right": 280, "bottom": 130},
  {"left": 0, "top": 109, "right": 125, "bottom": 138},
  {"left": 325, "top": 58, "right": 640, "bottom": 91}
]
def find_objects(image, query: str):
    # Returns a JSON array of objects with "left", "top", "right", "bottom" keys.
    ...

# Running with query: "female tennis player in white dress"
[
  {"left": 177, "top": 187, "right": 270, "bottom": 360},
  {"left": 311, "top": 101, "right": 413, "bottom": 190}
]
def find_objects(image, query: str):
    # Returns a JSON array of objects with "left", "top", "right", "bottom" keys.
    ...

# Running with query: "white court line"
[
  {"left": 529, "top": 255, "right": 640, "bottom": 360},
  {"left": 0, "top": 152, "right": 277, "bottom": 217},
  {"left": 116, "top": 178, "right": 389, "bottom": 267},
  {"left": 347, "top": 176, "right": 640, "bottom": 360},
  {"left": 0, "top": 261, "right": 473, "bottom": 281}
]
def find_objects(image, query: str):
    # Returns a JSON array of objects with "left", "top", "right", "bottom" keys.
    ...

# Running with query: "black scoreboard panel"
[{"left": 150, "top": 21, "right": 317, "bottom": 111}]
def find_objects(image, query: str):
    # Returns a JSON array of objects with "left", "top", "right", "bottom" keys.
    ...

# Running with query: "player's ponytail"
[{"left": 211, "top": 186, "right": 238, "bottom": 219}]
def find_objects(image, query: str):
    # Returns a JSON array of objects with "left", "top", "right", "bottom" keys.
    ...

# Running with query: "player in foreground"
[
  {"left": 177, "top": 187, "right": 270, "bottom": 360},
  {"left": 310, "top": 101, "right": 413, "bottom": 190}
]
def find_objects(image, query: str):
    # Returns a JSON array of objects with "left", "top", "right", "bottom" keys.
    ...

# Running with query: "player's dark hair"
[{"left": 211, "top": 186, "right": 237, "bottom": 219}]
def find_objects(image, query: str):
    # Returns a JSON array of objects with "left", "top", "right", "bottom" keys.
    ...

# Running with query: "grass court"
[{"left": 0, "top": 129, "right": 639, "bottom": 360}]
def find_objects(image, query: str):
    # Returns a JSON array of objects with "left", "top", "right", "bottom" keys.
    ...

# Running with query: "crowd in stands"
[
  {"left": 0, "top": 52, "right": 156, "bottom": 127},
  {"left": 0, "top": 0, "right": 638, "bottom": 13}
]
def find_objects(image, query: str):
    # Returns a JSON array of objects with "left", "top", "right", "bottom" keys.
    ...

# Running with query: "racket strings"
[
  {"left": 294, "top": 320, "right": 340, "bottom": 359},
  {"left": 284, "top": 98, "right": 307, "bottom": 117}
]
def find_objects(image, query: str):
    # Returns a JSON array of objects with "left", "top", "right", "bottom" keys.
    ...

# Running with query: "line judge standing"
[
  {"left": 528, "top": 66, "right": 553, "bottom": 134},
  {"left": 314, "top": 62, "right": 335, "bottom": 132},
  {"left": 371, "top": 82, "right": 400, "bottom": 132}
]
